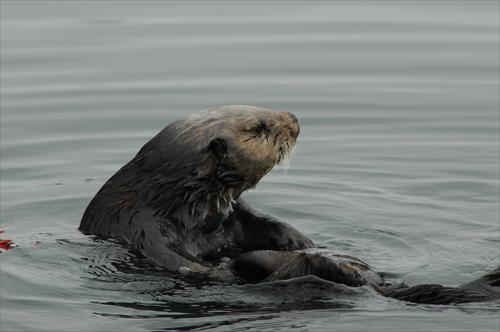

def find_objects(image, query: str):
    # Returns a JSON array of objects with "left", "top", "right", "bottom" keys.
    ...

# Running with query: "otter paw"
[{"left": 267, "top": 222, "right": 314, "bottom": 250}]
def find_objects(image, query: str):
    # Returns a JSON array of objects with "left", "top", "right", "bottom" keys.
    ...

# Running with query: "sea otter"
[
  {"left": 80, "top": 105, "right": 314, "bottom": 274},
  {"left": 80, "top": 105, "right": 499, "bottom": 304}
]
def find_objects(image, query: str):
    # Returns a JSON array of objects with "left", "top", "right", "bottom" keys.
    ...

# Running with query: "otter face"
[
  {"left": 204, "top": 105, "right": 300, "bottom": 189},
  {"left": 141, "top": 105, "right": 300, "bottom": 221}
]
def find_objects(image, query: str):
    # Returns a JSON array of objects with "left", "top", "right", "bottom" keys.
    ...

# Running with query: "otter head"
[
  {"left": 203, "top": 105, "right": 300, "bottom": 190},
  {"left": 146, "top": 105, "right": 299, "bottom": 225}
]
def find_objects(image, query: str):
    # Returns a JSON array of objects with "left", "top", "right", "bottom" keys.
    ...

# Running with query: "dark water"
[{"left": 1, "top": 1, "right": 499, "bottom": 331}]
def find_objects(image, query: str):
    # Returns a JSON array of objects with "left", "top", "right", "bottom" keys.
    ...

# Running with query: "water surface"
[{"left": 1, "top": 1, "right": 499, "bottom": 331}]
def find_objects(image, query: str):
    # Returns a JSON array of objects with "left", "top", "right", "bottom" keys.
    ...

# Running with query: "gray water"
[{"left": 1, "top": 1, "right": 499, "bottom": 331}]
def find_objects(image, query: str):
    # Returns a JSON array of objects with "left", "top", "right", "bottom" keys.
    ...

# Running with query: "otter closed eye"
[{"left": 252, "top": 121, "right": 268, "bottom": 134}]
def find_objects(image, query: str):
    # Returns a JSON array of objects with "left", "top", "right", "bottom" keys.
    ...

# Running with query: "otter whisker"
[{"left": 276, "top": 141, "right": 295, "bottom": 171}]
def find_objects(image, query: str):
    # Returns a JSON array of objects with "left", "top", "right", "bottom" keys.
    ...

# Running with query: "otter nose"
[
  {"left": 285, "top": 112, "right": 300, "bottom": 138},
  {"left": 286, "top": 112, "right": 298, "bottom": 125}
]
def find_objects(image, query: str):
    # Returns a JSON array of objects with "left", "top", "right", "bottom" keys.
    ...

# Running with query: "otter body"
[
  {"left": 80, "top": 105, "right": 313, "bottom": 273},
  {"left": 81, "top": 105, "right": 499, "bottom": 305}
]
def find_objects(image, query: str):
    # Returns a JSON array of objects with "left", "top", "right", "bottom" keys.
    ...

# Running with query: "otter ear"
[{"left": 207, "top": 137, "right": 228, "bottom": 157}]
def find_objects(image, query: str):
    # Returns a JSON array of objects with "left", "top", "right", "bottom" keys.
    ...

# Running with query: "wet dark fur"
[
  {"left": 80, "top": 106, "right": 312, "bottom": 273},
  {"left": 80, "top": 105, "right": 499, "bottom": 305}
]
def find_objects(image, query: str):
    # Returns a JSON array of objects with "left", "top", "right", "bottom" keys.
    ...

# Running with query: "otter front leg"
[
  {"left": 228, "top": 199, "right": 315, "bottom": 251},
  {"left": 252, "top": 218, "right": 314, "bottom": 250}
]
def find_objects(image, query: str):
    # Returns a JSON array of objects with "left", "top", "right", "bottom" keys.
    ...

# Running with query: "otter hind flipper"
[
  {"left": 232, "top": 250, "right": 377, "bottom": 287},
  {"left": 381, "top": 266, "right": 500, "bottom": 305},
  {"left": 231, "top": 250, "right": 288, "bottom": 282},
  {"left": 262, "top": 253, "right": 367, "bottom": 287},
  {"left": 459, "top": 265, "right": 500, "bottom": 299},
  {"left": 381, "top": 284, "right": 492, "bottom": 305}
]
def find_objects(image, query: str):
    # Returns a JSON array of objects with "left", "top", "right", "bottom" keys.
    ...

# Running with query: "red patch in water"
[
  {"left": 0, "top": 239, "right": 14, "bottom": 250},
  {"left": 0, "top": 229, "right": 14, "bottom": 250}
]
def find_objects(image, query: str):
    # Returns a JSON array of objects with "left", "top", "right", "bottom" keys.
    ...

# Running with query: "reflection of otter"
[
  {"left": 80, "top": 105, "right": 313, "bottom": 273},
  {"left": 80, "top": 105, "right": 499, "bottom": 305}
]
